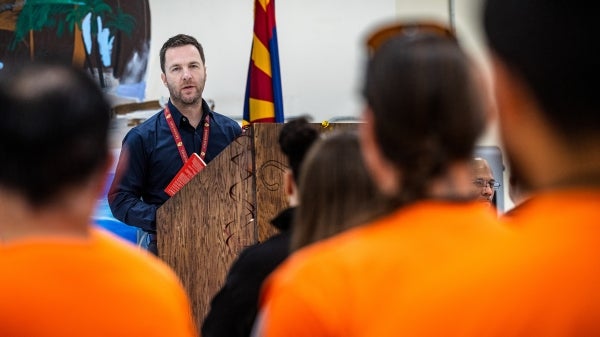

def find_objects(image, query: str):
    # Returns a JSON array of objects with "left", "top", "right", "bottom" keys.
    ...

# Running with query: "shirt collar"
[
  {"left": 270, "top": 207, "right": 295, "bottom": 232},
  {"left": 166, "top": 99, "right": 214, "bottom": 127}
]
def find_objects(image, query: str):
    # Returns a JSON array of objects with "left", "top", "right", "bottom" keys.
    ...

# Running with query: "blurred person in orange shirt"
[
  {"left": 0, "top": 62, "right": 197, "bottom": 337},
  {"left": 252, "top": 21, "right": 505, "bottom": 337},
  {"left": 360, "top": 0, "right": 600, "bottom": 335}
]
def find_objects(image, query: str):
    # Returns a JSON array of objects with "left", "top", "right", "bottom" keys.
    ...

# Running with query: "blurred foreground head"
[
  {"left": 361, "top": 21, "right": 487, "bottom": 204},
  {"left": 484, "top": 0, "right": 600, "bottom": 189},
  {"left": 0, "top": 62, "right": 110, "bottom": 207},
  {"left": 485, "top": 0, "right": 598, "bottom": 140}
]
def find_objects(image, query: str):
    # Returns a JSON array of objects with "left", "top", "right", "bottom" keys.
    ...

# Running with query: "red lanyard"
[{"left": 164, "top": 105, "right": 210, "bottom": 164}]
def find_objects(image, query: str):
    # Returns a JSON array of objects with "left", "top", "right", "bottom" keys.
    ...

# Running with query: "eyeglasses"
[
  {"left": 472, "top": 179, "right": 501, "bottom": 190},
  {"left": 366, "top": 21, "right": 457, "bottom": 56}
]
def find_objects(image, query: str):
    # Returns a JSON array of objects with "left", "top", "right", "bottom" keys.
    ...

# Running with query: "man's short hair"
[
  {"left": 0, "top": 62, "right": 110, "bottom": 207},
  {"left": 160, "top": 34, "right": 206, "bottom": 73},
  {"left": 484, "top": 0, "right": 599, "bottom": 138}
]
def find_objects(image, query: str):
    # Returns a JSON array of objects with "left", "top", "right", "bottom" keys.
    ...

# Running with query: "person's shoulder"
[
  {"left": 230, "top": 233, "right": 290, "bottom": 272},
  {"left": 505, "top": 189, "right": 600, "bottom": 229},
  {"left": 211, "top": 111, "right": 242, "bottom": 128},
  {"left": 241, "top": 232, "right": 288, "bottom": 257},
  {"left": 92, "top": 228, "right": 184, "bottom": 286},
  {"left": 131, "top": 110, "right": 164, "bottom": 132},
  {"left": 122, "top": 111, "right": 164, "bottom": 143},
  {"left": 259, "top": 233, "right": 361, "bottom": 324},
  {"left": 268, "top": 231, "right": 360, "bottom": 287}
]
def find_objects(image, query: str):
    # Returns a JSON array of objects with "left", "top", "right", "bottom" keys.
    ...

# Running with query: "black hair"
[
  {"left": 363, "top": 34, "right": 486, "bottom": 203},
  {"left": 0, "top": 62, "right": 111, "bottom": 207},
  {"left": 278, "top": 117, "right": 319, "bottom": 182},
  {"left": 484, "top": 0, "right": 599, "bottom": 139}
]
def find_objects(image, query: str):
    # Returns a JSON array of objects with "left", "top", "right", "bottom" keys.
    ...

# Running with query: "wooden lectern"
[{"left": 157, "top": 122, "right": 357, "bottom": 330}]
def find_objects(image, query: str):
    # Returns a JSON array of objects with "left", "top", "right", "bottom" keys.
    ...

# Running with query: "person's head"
[
  {"left": 0, "top": 62, "right": 111, "bottom": 209},
  {"left": 291, "top": 130, "right": 384, "bottom": 251},
  {"left": 160, "top": 34, "right": 207, "bottom": 107},
  {"left": 278, "top": 117, "right": 319, "bottom": 206},
  {"left": 360, "top": 21, "right": 487, "bottom": 205},
  {"left": 483, "top": 1, "right": 600, "bottom": 189},
  {"left": 470, "top": 157, "right": 497, "bottom": 206}
]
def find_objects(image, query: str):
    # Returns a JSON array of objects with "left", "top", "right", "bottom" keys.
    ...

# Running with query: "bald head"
[{"left": 470, "top": 157, "right": 496, "bottom": 206}]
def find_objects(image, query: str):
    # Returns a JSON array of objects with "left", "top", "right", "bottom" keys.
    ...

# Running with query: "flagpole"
[{"left": 448, "top": 0, "right": 456, "bottom": 33}]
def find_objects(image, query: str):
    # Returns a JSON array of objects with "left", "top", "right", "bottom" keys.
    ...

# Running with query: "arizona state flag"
[{"left": 243, "top": 0, "right": 284, "bottom": 125}]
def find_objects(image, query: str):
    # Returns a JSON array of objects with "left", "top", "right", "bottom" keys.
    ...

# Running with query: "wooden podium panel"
[
  {"left": 157, "top": 122, "right": 358, "bottom": 330},
  {"left": 252, "top": 123, "right": 287, "bottom": 242}
]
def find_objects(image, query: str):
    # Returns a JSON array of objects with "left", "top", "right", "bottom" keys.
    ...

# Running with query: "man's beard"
[{"left": 168, "top": 83, "right": 201, "bottom": 105}]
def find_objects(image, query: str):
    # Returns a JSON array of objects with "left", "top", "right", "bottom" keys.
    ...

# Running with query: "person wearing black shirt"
[{"left": 201, "top": 118, "right": 317, "bottom": 337}]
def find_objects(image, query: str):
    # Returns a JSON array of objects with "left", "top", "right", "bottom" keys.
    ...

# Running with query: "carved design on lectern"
[
  {"left": 258, "top": 160, "right": 287, "bottom": 191},
  {"left": 221, "top": 133, "right": 255, "bottom": 249}
]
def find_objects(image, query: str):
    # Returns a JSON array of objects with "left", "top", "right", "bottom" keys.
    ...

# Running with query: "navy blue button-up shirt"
[{"left": 108, "top": 99, "right": 242, "bottom": 232}]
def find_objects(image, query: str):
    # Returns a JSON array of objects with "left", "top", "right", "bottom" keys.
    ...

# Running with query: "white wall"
[{"left": 147, "top": 0, "right": 396, "bottom": 122}]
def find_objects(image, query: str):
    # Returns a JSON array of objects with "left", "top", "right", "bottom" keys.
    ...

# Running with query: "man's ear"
[
  {"left": 473, "top": 63, "right": 498, "bottom": 127},
  {"left": 492, "top": 54, "right": 547, "bottom": 139},
  {"left": 95, "top": 153, "right": 114, "bottom": 200},
  {"left": 492, "top": 54, "right": 549, "bottom": 190},
  {"left": 160, "top": 72, "right": 167, "bottom": 87},
  {"left": 493, "top": 57, "right": 522, "bottom": 137},
  {"left": 283, "top": 170, "right": 293, "bottom": 196},
  {"left": 283, "top": 170, "right": 298, "bottom": 207}
]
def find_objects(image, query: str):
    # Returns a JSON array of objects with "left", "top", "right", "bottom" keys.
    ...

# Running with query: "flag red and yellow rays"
[{"left": 243, "top": 0, "right": 284, "bottom": 125}]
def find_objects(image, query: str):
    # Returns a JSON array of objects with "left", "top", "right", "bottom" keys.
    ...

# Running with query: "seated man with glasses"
[{"left": 470, "top": 157, "right": 500, "bottom": 207}]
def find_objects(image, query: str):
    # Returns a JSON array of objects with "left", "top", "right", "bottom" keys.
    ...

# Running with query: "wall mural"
[{"left": 0, "top": 0, "right": 151, "bottom": 102}]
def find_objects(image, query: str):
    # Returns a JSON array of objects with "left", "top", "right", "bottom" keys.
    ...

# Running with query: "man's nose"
[
  {"left": 182, "top": 69, "right": 192, "bottom": 80},
  {"left": 482, "top": 185, "right": 493, "bottom": 195}
]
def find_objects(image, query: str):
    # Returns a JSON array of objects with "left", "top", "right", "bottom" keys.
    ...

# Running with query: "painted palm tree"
[
  {"left": 10, "top": 0, "right": 134, "bottom": 89},
  {"left": 65, "top": 0, "right": 112, "bottom": 87},
  {"left": 67, "top": 1, "right": 135, "bottom": 87},
  {"left": 104, "top": 6, "right": 135, "bottom": 79},
  {"left": 9, "top": 0, "right": 83, "bottom": 60}
]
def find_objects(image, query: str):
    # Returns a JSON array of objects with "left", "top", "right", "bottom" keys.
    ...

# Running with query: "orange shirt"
[
  {"left": 387, "top": 189, "right": 600, "bottom": 336},
  {"left": 255, "top": 200, "right": 504, "bottom": 337},
  {"left": 0, "top": 228, "right": 197, "bottom": 337}
]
